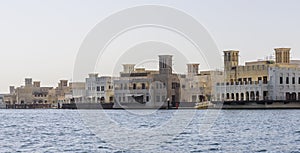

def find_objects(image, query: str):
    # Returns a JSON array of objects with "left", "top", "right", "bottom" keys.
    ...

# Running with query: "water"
[{"left": 0, "top": 109, "right": 299, "bottom": 152}]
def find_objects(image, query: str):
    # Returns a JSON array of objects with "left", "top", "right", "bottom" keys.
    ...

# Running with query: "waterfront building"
[
  {"left": 0, "top": 94, "right": 5, "bottom": 108},
  {"left": 70, "top": 82, "right": 86, "bottom": 103},
  {"left": 113, "top": 65, "right": 160, "bottom": 107},
  {"left": 47, "top": 80, "right": 86, "bottom": 107},
  {"left": 15, "top": 78, "right": 53, "bottom": 104},
  {"left": 114, "top": 55, "right": 181, "bottom": 108},
  {"left": 3, "top": 86, "right": 17, "bottom": 104},
  {"left": 214, "top": 48, "right": 300, "bottom": 101},
  {"left": 47, "top": 80, "right": 71, "bottom": 107},
  {"left": 180, "top": 64, "right": 223, "bottom": 102},
  {"left": 85, "top": 74, "right": 113, "bottom": 103}
]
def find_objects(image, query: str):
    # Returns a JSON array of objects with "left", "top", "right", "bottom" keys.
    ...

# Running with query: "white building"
[
  {"left": 85, "top": 74, "right": 114, "bottom": 103},
  {"left": 68, "top": 82, "right": 86, "bottom": 103}
]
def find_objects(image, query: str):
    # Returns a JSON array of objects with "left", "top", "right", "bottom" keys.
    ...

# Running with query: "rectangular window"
[
  {"left": 248, "top": 78, "right": 252, "bottom": 83},
  {"left": 299, "top": 77, "right": 300, "bottom": 84},
  {"left": 156, "top": 96, "right": 160, "bottom": 102},
  {"left": 133, "top": 84, "right": 136, "bottom": 89},
  {"left": 101, "top": 86, "right": 105, "bottom": 91},
  {"left": 286, "top": 77, "right": 289, "bottom": 84},
  {"left": 263, "top": 76, "right": 268, "bottom": 84},
  {"left": 292, "top": 77, "right": 295, "bottom": 84},
  {"left": 280, "top": 77, "right": 283, "bottom": 84},
  {"left": 97, "top": 86, "right": 100, "bottom": 91},
  {"left": 258, "top": 77, "right": 262, "bottom": 81}
]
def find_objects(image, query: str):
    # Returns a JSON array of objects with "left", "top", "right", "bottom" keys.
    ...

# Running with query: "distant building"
[
  {"left": 180, "top": 64, "right": 223, "bottom": 102},
  {"left": 85, "top": 74, "right": 114, "bottom": 103},
  {"left": 15, "top": 78, "right": 53, "bottom": 104},
  {"left": 70, "top": 82, "right": 86, "bottom": 103},
  {"left": 3, "top": 86, "right": 17, "bottom": 105},
  {"left": 114, "top": 65, "right": 159, "bottom": 107},
  {"left": 0, "top": 94, "right": 5, "bottom": 108},
  {"left": 214, "top": 48, "right": 300, "bottom": 101},
  {"left": 114, "top": 55, "right": 182, "bottom": 108}
]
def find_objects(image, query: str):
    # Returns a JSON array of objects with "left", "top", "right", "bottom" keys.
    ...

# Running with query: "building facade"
[
  {"left": 15, "top": 78, "right": 53, "bottom": 104},
  {"left": 114, "top": 55, "right": 181, "bottom": 108},
  {"left": 214, "top": 48, "right": 300, "bottom": 102},
  {"left": 85, "top": 74, "right": 113, "bottom": 103}
]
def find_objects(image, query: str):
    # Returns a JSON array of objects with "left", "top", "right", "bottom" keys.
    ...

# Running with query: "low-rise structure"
[
  {"left": 15, "top": 78, "right": 53, "bottom": 104},
  {"left": 85, "top": 74, "right": 113, "bottom": 103},
  {"left": 180, "top": 65, "right": 223, "bottom": 102}
]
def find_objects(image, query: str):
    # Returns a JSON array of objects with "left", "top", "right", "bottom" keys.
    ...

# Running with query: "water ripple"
[{"left": 0, "top": 109, "right": 299, "bottom": 152}]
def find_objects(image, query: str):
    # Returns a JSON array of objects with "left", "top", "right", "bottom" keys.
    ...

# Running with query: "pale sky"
[{"left": 1, "top": 0, "right": 300, "bottom": 93}]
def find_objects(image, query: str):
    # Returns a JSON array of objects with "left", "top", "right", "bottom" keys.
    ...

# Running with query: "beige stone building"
[
  {"left": 180, "top": 66, "right": 223, "bottom": 102},
  {"left": 114, "top": 55, "right": 181, "bottom": 108},
  {"left": 214, "top": 48, "right": 300, "bottom": 101},
  {"left": 3, "top": 86, "right": 17, "bottom": 104},
  {"left": 14, "top": 78, "right": 53, "bottom": 104}
]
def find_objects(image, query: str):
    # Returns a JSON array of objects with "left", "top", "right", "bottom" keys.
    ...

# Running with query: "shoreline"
[{"left": 3, "top": 101, "right": 300, "bottom": 110}]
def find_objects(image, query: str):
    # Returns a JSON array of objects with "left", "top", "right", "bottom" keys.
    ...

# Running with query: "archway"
[
  {"left": 256, "top": 91, "right": 259, "bottom": 101},
  {"left": 240, "top": 93, "right": 244, "bottom": 101},
  {"left": 236, "top": 93, "right": 239, "bottom": 101},
  {"left": 246, "top": 92, "right": 249, "bottom": 101}
]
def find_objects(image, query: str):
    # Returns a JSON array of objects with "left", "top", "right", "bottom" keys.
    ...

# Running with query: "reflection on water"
[{"left": 0, "top": 109, "right": 299, "bottom": 152}]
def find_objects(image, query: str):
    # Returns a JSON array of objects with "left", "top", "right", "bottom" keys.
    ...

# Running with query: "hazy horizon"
[{"left": 1, "top": 0, "right": 300, "bottom": 93}]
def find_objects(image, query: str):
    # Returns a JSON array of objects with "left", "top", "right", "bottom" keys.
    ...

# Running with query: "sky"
[{"left": 0, "top": 0, "right": 300, "bottom": 93}]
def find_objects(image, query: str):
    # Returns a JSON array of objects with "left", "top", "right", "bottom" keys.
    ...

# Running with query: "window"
[
  {"left": 258, "top": 77, "right": 262, "bottom": 82},
  {"left": 133, "top": 83, "right": 136, "bottom": 89},
  {"left": 248, "top": 78, "right": 252, "bottom": 82},
  {"left": 280, "top": 77, "right": 283, "bottom": 84},
  {"left": 156, "top": 96, "right": 160, "bottom": 102},
  {"left": 286, "top": 77, "right": 289, "bottom": 84},
  {"left": 172, "top": 82, "right": 178, "bottom": 89},
  {"left": 101, "top": 86, "right": 104, "bottom": 91},
  {"left": 292, "top": 77, "right": 295, "bottom": 84},
  {"left": 97, "top": 86, "right": 100, "bottom": 91},
  {"left": 263, "top": 76, "right": 268, "bottom": 84},
  {"left": 142, "top": 83, "right": 146, "bottom": 89}
]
